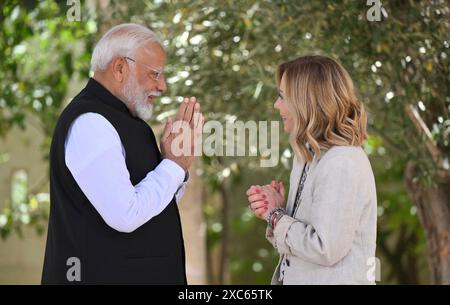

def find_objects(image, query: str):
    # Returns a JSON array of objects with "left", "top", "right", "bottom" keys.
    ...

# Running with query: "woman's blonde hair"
[{"left": 276, "top": 55, "right": 367, "bottom": 162}]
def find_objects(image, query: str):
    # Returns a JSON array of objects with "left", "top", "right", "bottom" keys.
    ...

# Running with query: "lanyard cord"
[{"left": 291, "top": 162, "right": 309, "bottom": 217}]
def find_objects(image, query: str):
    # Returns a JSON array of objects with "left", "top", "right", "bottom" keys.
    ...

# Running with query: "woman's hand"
[
  {"left": 270, "top": 180, "right": 285, "bottom": 198},
  {"left": 246, "top": 181, "right": 285, "bottom": 220}
]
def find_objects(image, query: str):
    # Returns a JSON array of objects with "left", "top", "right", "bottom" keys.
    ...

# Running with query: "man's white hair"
[{"left": 90, "top": 23, "right": 163, "bottom": 72}]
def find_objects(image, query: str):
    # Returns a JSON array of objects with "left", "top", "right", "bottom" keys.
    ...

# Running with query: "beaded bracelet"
[
  {"left": 266, "top": 208, "right": 286, "bottom": 230},
  {"left": 271, "top": 210, "right": 285, "bottom": 229}
]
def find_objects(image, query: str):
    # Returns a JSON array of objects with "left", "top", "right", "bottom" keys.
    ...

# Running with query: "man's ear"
[{"left": 111, "top": 57, "right": 126, "bottom": 82}]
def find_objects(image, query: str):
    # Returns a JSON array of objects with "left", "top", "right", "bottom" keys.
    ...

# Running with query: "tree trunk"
[
  {"left": 218, "top": 184, "right": 229, "bottom": 285},
  {"left": 404, "top": 161, "right": 450, "bottom": 284},
  {"left": 178, "top": 159, "right": 207, "bottom": 284}
]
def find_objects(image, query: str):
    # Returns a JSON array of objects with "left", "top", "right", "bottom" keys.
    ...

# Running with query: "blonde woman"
[{"left": 246, "top": 55, "right": 377, "bottom": 284}]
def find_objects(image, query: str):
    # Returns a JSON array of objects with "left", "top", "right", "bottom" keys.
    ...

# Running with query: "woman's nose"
[{"left": 274, "top": 98, "right": 281, "bottom": 109}]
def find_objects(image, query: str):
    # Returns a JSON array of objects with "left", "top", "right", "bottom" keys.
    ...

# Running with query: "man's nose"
[{"left": 157, "top": 76, "right": 167, "bottom": 93}]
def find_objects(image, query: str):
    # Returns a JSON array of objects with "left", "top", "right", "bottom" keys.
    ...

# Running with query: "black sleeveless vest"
[{"left": 42, "top": 78, "right": 186, "bottom": 284}]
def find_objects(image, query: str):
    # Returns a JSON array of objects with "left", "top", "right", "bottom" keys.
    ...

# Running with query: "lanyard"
[{"left": 291, "top": 162, "right": 309, "bottom": 217}]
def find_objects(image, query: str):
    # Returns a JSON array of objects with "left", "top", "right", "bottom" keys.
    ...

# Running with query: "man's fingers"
[
  {"left": 191, "top": 103, "right": 201, "bottom": 128},
  {"left": 161, "top": 117, "right": 173, "bottom": 141},
  {"left": 192, "top": 105, "right": 202, "bottom": 129},
  {"left": 183, "top": 97, "right": 196, "bottom": 124},
  {"left": 197, "top": 113, "right": 204, "bottom": 130},
  {"left": 191, "top": 112, "right": 203, "bottom": 134},
  {"left": 176, "top": 97, "right": 189, "bottom": 121},
  {"left": 192, "top": 114, "right": 204, "bottom": 155},
  {"left": 193, "top": 113, "right": 204, "bottom": 140}
]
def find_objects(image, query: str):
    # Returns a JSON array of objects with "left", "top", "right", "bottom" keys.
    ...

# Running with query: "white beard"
[
  {"left": 134, "top": 97, "right": 153, "bottom": 121},
  {"left": 121, "top": 74, "right": 159, "bottom": 121}
]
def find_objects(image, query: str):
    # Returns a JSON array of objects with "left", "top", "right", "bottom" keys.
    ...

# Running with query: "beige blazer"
[{"left": 266, "top": 146, "right": 377, "bottom": 284}]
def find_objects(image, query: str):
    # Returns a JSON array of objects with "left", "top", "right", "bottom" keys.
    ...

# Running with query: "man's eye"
[{"left": 149, "top": 72, "right": 159, "bottom": 79}]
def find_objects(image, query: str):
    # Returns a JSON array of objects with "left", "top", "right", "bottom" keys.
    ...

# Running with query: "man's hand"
[{"left": 161, "top": 97, "right": 204, "bottom": 172}]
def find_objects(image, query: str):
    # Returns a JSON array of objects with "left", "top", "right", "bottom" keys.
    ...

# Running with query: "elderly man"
[{"left": 42, "top": 23, "right": 202, "bottom": 284}]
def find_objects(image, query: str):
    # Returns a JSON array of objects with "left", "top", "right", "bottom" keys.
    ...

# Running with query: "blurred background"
[{"left": 0, "top": 0, "right": 449, "bottom": 284}]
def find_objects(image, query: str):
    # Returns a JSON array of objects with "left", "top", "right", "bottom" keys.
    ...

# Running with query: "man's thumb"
[{"left": 162, "top": 117, "right": 173, "bottom": 141}]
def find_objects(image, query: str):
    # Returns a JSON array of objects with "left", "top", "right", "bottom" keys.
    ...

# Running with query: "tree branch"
[{"left": 405, "top": 103, "right": 449, "bottom": 179}]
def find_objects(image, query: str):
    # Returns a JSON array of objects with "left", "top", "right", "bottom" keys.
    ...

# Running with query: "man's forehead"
[{"left": 138, "top": 42, "right": 165, "bottom": 61}]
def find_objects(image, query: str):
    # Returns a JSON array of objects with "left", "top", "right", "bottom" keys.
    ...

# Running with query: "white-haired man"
[{"left": 42, "top": 23, "right": 203, "bottom": 284}]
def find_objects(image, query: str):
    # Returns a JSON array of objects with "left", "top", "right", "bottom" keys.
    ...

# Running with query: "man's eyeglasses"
[{"left": 124, "top": 56, "right": 164, "bottom": 81}]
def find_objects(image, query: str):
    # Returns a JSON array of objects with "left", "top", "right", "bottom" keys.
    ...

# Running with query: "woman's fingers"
[
  {"left": 250, "top": 200, "right": 268, "bottom": 211},
  {"left": 247, "top": 181, "right": 283, "bottom": 219},
  {"left": 245, "top": 187, "right": 254, "bottom": 196},
  {"left": 279, "top": 181, "right": 285, "bottom": 197},
  {"left": 253, "top": 206, "right": 268, "bottom": 217},
  {"left": 246, "top": 185, "right": 261, "bottom": 196},
  {"left": 248, "top": 193, "right": 266, "bottom": 203},
  {"left": 270, "top": 180, "right": 277, "bottom": 188}
]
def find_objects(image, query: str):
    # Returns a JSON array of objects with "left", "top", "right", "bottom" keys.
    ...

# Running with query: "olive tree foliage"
[{"left": 108, "top": 0, "right": 449, "bottom": 283}]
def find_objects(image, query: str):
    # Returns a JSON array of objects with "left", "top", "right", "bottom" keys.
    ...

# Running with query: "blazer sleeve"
[{"left": 269, "top": 155, "right": 361, "bottom": 267}]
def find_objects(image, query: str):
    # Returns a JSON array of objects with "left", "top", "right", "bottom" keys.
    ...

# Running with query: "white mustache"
[{"left": 148, "top": 91, "right": 161, "bottom": 97}]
